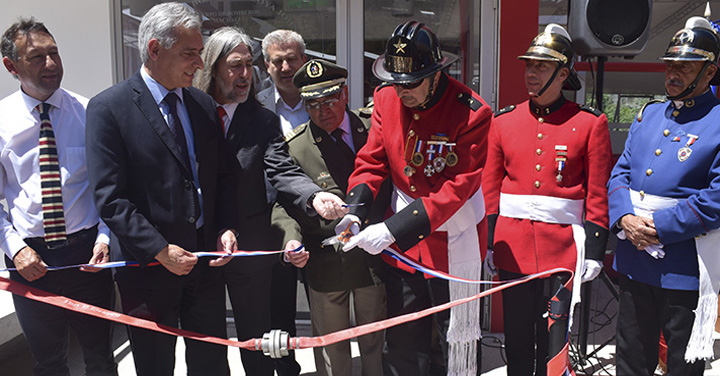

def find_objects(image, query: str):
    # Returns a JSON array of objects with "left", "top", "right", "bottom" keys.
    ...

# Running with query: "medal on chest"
[
  {"left": 555, "top": 145, "right": 567, "bottom": 183},
  {"left": 677, "top": 134, "right": 698, "bottom": 162}
]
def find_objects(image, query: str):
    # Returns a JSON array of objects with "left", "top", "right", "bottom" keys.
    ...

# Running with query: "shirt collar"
[
  {"left": 20, "top": 88, "right": 62, "bottom": 114},
  {"left": 217, "top": 101, "right": 240, "bottom": 124},
  {"left": 141, "top": 65, "right": 184, "bottom": 106},
  {"left": 273, "top": 84, "right": 304, "bottom": 111}
]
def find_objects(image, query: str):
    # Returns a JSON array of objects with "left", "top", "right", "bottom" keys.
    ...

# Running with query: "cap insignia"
[
  {"left": 394, "top": 41, "right": 407, "bottom": 54},
  {"left": 307, "top": 61, "right": 323, "bottom": 78}
]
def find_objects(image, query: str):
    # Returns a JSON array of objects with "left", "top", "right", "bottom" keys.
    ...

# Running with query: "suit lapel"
[
  {"left": 349, "top": 111, "right": 369, "bottom": 152},
  {"left": 225, "top": 101, "right": 252, "bottom": 152},
  {"left": 130, "top": 72, "right": 192, "bottom": 175}
]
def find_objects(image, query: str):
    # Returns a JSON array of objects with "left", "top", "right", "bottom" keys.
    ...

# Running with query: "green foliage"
[{"left": 585, "top": 93, "right": 665, "bottom": 124}]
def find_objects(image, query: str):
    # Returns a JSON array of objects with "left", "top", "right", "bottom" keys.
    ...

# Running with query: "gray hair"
[
  {"left": 261, "top": 29, "right": 305, "bottom": 62},
  {"left": 195, "top": 26, "right": 253, "bottom": 94},
  {"left": 138, "top": 2, "right": 202, "bottom": 63}
]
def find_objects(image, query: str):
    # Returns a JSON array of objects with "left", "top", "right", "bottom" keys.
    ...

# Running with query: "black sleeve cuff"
[
  {"left": 385, "top": 199, "right": 431, "bottom": 252},
  {"left": 487, "top": 214, "right": 498, "bottom": 250},
  {"left": 347, "top": 183, "right": 374, "bottom": 221},
  {"left": 584, "top": 221, "right": 609, "bottom": 261}
]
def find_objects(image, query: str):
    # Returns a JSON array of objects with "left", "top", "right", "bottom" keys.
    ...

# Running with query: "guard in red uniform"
[
  {"left": 337, "top": 21, "right": 492, "bottom": 376},
  {"left": 482, "top": 24, "right": 612, "bottom": 375}
]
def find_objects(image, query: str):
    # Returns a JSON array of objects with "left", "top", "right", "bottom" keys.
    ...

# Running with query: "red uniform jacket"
[
  {"left": 346, "top": 73, "right": 492, "bottom": 275},
  {"left": 483, "top": 97, "right": 611, "bottom": 274}
]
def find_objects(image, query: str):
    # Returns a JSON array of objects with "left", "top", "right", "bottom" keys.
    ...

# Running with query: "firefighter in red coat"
[
  {"left": 482, "top": 24, "right": 612, "bottom": 375},
  {"left": 336, "top": 21, "right": 492, "bottom": 376}
]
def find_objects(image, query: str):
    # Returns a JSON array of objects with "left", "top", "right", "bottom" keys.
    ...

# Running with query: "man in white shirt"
[
  {"left": 0, "top": 18, "right": 117, "bottom": 376},
  {"left": 258, "top": 29, "right": 309, "bottom": 136}
]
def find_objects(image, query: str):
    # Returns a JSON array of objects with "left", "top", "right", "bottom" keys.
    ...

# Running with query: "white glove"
[
  {"left": 644, "top": 244, "right": 665, "bottom": 259},
  {"left": 343, "top": 222, "right": 395, "bottom": 255},
  {"left": 483, "top": 249, "right": 498, "bottom": 277},
  {"left": 581, "top": 259, "right": 603, "bottom": 283}
]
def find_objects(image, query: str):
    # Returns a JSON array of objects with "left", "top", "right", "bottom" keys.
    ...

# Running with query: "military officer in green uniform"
[{"left": 278, "top": 59, "right": 388, "bottom": 376}]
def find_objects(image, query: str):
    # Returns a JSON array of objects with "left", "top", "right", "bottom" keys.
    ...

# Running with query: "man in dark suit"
[
  {"left": 280, "top": 59, "right": 388, "bottom": 376},
  {"left": 193, "top": 27, "right": 346, "bottom": 376},
  {"left": 85, "top": 3, "right": 238, "bottom": 375}
]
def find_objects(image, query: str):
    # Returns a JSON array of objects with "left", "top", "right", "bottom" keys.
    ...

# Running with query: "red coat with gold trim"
[
  {"left": 345, "top": 73, "right": 492, "bottom": 275},
  {"left": 482, "top": 97, "right": 611, "bottom": 274}
]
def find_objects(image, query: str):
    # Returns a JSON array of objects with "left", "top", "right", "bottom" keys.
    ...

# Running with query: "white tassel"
[
  {"left": 685, "top": 294, "right": 717, "bottom": 362},
  {"left": 447, "top": 260, "right": 482, "bottom": 376}
]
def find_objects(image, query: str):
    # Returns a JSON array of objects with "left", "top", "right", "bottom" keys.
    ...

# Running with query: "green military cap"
[{"left": 293, "top": 59, "right": 348, "bottom": 100}]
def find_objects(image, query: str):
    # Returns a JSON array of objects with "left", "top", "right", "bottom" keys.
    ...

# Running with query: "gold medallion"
[
  {"left": 445, "top": 152, "right": 458, "bottom": 167},
  {"left": 404, "top": 165, "right": 415, "bottom": 177},
  {"left": 412, "top": 152, "right": 424, "bottom": 167}
]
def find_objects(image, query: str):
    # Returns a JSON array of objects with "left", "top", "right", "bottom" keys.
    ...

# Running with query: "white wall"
[{"left": 0, "top": 0, "right": 114, "bottom": 100}]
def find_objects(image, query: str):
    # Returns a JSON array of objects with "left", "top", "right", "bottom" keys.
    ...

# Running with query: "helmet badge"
[
  {"left": 675, "top": 29, "right": 695, "bottom": 45},
  {"left": 394, "top": 41, "right": 407, "bottom": 54}
]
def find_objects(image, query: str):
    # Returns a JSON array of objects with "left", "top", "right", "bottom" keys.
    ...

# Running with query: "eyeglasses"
[
  {"left": 393, "top": 78, "right": 425, "bottom": 90},
  {"left": 306, "top": 98, "right": 341, "bottom": 111}
]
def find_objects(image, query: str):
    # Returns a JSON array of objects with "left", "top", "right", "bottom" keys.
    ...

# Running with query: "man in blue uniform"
[{"left": 608, "top": 16, "right": 720, "bottom": 375}]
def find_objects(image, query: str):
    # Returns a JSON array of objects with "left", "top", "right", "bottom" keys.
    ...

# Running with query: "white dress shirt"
[
  {"left": 0, "top": 88, "right": 109, "bottom": 259},
  {"left": 272, "top": 85, "right": 310, "bottom": 136}
]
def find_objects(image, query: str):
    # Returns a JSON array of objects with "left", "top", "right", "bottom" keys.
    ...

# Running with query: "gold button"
[
  {"left": 639, "top": 190, "right": 645, "bottom": 197},
  {"left": 408, "top": 129, "right": 415, "bottom": 137},
  {"left": 537, "top": 133, "right": 543, "bottom": 140},
  {"left": 321, "top": 182, "right": 327, "bottom": 188},
  {"left": 349, "top": 192, "right": 354, "bottom": 196},
  {"left": 655, "top": 149, "right": 661, "bottom": 156},
  {"left": 538, "top": 117, "right": 544, "bottom": 123},
  {"left": 534, "top": 181, "right": 540, "bottom": 188},
  {"left": 418, "top": 234, "right": 424, "bottom": 239},
  {"left": 410, "top": 185, "right": 417, "bottom": 192},
  {"left": 595, "top": 232, "right": 600, "bottom": 238},
  {"left": 535, "top": 164, "right": 541, "bottom": 171},
  {"left": 413, "top": 113, "right": 420, "bottom": 120},
  {"left": 364, "top": 219, "right": 369, "bottom": 224},
  {"left": 412, "top": 210, "right": 418, "bottom": 215},
  {"left": 646, "top": 169, "right": 652, "bottom": 176},
  {"left": 457, "top": 94, "right": 463, "bottom": 98},
  {"left": 663, "top": 129, "right": 670, "bottom": 136},
  {"left": 536, "top": 148, "right": 542, "bottom": 155}
]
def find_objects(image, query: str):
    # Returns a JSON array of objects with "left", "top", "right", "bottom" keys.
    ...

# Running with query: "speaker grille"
[{"left": 586, "top": 0, "right": 650, "bottom": 47}]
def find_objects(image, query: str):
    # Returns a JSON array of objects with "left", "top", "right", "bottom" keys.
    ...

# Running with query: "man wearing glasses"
[
  {"left": 336, "top": 21, "right": 493, "bottom": 375},
  {"left": 277, "top": 58, "right": 387, "bottom": 376}
]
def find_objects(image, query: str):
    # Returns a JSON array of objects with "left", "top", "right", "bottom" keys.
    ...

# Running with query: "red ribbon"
[{"left": 0, "top": 267, "right": 573, "bottom": 352}]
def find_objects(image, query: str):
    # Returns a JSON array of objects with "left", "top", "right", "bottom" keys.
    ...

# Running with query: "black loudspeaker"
[{"left": 568, "top": 0, "right": 652, "bottom": 56}]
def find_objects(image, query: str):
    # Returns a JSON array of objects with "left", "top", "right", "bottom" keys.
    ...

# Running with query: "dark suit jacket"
[
  {"left": 224, "top": 98, "right": 320, "bottom": 272},
  {"left": 86, "top": 70, "right": 235, "bottom": 288},
  {"left": 278, "top": 109, "right": 388, "bottom": 292}
]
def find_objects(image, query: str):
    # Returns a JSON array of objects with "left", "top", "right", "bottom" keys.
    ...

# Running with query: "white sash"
[
  {"left": 392, "top": 186, "right": 484, "bottom": 376},
  {"left": 499, "top": 193, "right": 586, "bottom": 323},
  {"left": 625, "top": 190, "right": 720, "bottom": 361}
]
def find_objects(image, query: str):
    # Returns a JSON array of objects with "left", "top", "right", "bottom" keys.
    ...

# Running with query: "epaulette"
[
  {"left": 494, "top": 104, "right": 516, "bottom": 117},
  {"left": 357, "top": 102, "right": 374, "bottom": 118},
  {"left": 457, "top": 91, "right": 482, "bottom": 111},
  {"left": 579, "top": 105, "right": 603, "bottom": 117},
  {"left": 636, "top": 99, "right": 667, "bottom": 122},
  {"left": 284, "top": 122, "right": 308, "bottom": 143}
]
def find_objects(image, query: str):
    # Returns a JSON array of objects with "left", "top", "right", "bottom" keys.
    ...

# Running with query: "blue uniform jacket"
[{"left": 608, "top": 90, "right": 720, "bottom": 290}]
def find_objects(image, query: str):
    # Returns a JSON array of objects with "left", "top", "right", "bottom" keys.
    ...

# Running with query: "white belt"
[
  {"left": 499, "top": 193, "right": 583, "bottom": 225},
  {"left": 499, "top": 193, "right": 586, "bottom": 323}
]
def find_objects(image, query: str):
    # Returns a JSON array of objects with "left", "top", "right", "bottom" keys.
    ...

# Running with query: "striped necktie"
[{"left": 37, "top": 103, "right": 67, "bottom": 248}]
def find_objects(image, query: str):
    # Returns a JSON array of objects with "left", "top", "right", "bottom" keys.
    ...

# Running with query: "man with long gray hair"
[
  {"left": 194, "top": 26, "right": 346, "bottom": 376},
  {"left": 86, "top": 3, "right": 238, "bottom": 375}
]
